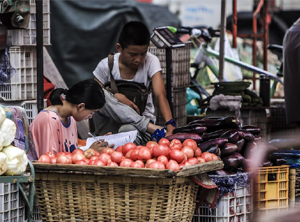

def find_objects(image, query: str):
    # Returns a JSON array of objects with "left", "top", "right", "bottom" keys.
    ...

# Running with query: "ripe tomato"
[
  {"left": 76, "top": 160, "right": 88, "bottom": 165},
  {"left": 157, "top": 155, "right": 169, "bottom": 166},
  {"left": 122, "top": 143, "right": 136, "bottom": 155},
  {"left": 170, "top": 139, "right": 182, "bottom": 150},
  {"left": 197, "top": 157, "right": 206, "bottom": 163},
  {"left": 125, "top": 149, "right": 134, "bottom": 159},
  {"left": 135, "top": 160, "right": 145, "bottom": 168},
  {"left": 72, "top": 149, "right": 84, "bottom": 155},
  {"left": 101, "top": 147, "right": 114, "bottom": 155},
  {"left": 45, "top": 151, "right": 56, "bottom": 158},
  {"left": 138, "top": 147, "right": 152, "bottom": 162},
  {"left": 169, "top": 149, "right": 185, "bottom": 163},
  {"left": 130, "top": 149, "right": 139, "bottom": 161},
  {"left": 93, "top": 160, "right": 105, "bottom": 166},
  {"left": 57, "top": 154, "right": 72, "bottom": 164},
  {"left": 182, "top": 139, "right": 198, "bottom": 151},
  {"left": 111, "top": 151, "right": 123, "bottom": 164},
  {"left": 201, "top": 152, "right": 213, "bottom": 162},
  {"left": 115, "top": 146, "right": 123, "bottom": 153},
  {"left": 147, "top": 161, "right": 165, "bottom": 169},
  {"left": 49, "top": 157, "right": 57, "bottom": 164},
  {"left": 211, "top": 154, "right": 219, "bottom": 161},
  {"left": 158, "top": 138, "right": 170, "bottom": 147},
  {"left": 145, "top": 159, "right": 156, "bottom": 167},
  {"left": 107, "top": 162, "right": 118, "bottom": 167},
  {"left": 187, "top": 157, "right": 198, "bottom": 165},
  {"left": 72, "top": 153, "right": 85, "bottom": 164},
  {"left": 130, "top": 162, "right": 143, "bottom": 168},
  {"left": 194, "top": 148, "right": 202, "bottom": 157},
  {"left": 98, "top": 153, "right": 111, "bottom": 165},
  {"left": 146, "top": 141, "right": 158, "bottom": 149},
  {"left": 181, "top": 146, "right": 194, "bottom": 158},
  {"left": 152, "top": 145, "right": 170, "bottom": 157},
  {"left": 38, "top": 154, "right": 50, "bottom": 163},
  {"left": 119, "top": 159, "right": 133, "bottom": 167},
  {"left": 166, "top": 160, "right": 180, "bottom": 171},
  {"left": 170, "top": 139, "right": 181, "bottom": 146}
]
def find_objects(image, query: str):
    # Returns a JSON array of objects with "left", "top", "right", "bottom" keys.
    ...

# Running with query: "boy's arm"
[{"left": 151, "top": 71, "right": 176, "bottom": 136}]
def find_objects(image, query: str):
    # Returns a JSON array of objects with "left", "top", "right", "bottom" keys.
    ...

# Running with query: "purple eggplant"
[
  {"left": 206, "top": 145, "right": 219, "bottom": 154},
  {"left": 242, "top": 125, "right": 261, "bottom": 135},
  {"left": 238, "top": 130, "right": 255, "bottom": 141},
  {"left": 222, "top": 154, "right": 240, "bottom": 171},
  {"left": 236, "top": 139, "right": 245, "bottom": 153},
  {"left": 220, "top": 129, "right": 240, "bottom": 144},
  {"left": 198, "top": 138, "right": 228, "bottom": 152},
  {"left": 242, "top": 141, "right": 257, "bottom": 158},
  {"left": 202, "top": 129, "right": 229, "bottom": 141},
  {"left": 221, "top": 143, "right": 238, "bottom": 157},
  {"left": 166, "top": 133, "right": 203, "bottom": 143},
  {"left": 262, "top": 160, "right": 273, "bottom": 167},
  {"left": 172, "top": 125, "right": 207, "bottom": 135},
  {"left": 273, "top": 158, "right": 287, "bottom": 166}
]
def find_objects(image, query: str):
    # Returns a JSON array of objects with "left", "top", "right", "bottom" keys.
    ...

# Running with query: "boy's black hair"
[
  {"left": 50, "top": 79, "right": 105, "bottom": 110},
  {"left": 118, "top": 21, "right": 150, "bottom": 49}
]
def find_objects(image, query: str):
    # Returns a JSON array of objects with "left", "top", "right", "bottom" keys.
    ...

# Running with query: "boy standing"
[{"left": 92, "top": 21, "right": 175, "bottom": 144}]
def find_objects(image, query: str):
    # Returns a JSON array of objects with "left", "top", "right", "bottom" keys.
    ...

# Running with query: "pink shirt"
[{"left": 30, "top": 110, "right": 78, "bottom": 158}]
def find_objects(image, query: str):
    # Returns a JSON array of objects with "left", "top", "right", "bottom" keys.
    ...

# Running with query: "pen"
[{"left": 88, "top": 132, "right": 102, "bottom": 143}]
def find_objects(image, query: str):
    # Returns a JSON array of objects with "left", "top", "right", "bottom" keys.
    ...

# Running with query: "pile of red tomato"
[{"left": 37, "top": 138, "right": 219, "bottom": 171}]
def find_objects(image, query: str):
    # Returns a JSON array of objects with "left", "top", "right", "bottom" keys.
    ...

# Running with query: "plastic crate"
[
  {"left": 7, "top": 0, "right": 51, "bottom": 46},
  {"left": 0, "top": 46, "right": 37, "bottom": 101},
  {"left": 255, "top": 165, "right": 289, "bottom": 215},
  {"left": 0, "top": 183, "right": 25, "bottom": 222},
  {"left": 193, "top": 184, "right": 252, "bottom": 222},
  {"left": 33, "top": 196, "right": 42, "bottom": 222},
  {"left": 1, "top": 99, "right": 46, "bottom": 124},
  {"left": 148, "top": 42, "right": 191, "bottom": 88}
]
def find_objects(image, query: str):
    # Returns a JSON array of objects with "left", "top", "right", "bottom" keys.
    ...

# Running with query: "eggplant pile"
[{"left": 166, "top": 116, "right": 286, "bottom": 174}]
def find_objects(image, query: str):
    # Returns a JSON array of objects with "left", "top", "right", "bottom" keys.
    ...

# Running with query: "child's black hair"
[
  {"left": 118, "top": 21, "right": 150, "bottom": 49},
  {"left": 50, "top": 79, "right": 105, "bottom": 109}
]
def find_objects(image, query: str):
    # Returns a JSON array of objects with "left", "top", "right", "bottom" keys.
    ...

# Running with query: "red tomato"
[
  {"left": 181, "top": 146, "right": 194, "bottom": 158},
  {"left": 115, "top": 146, "right": 123, "bottom": 153},
  {"left": 147, "top": 161, "right": 165, "bottom": 169},
  {"left": 111, "top": 151, "right": 123, "bottom": 164},
  {"left": 138, "top": 147, "right": 152, "bottom": 162},
  {"left": 211, "top": 154, "right": 219, "bottom": 161},
  {"left": 38, "top": 155, "right": 50, "bottom": 163},
  {"left": 88, "top": 159, "right": 96, "bottom": 165},
  {"left": 130, "top": 149, "right": 139, "bottom": 161},
  {"left": 45, "top": 151, "right": 56, "bottom": 158},
  {"left": 152, "top": 145, "right": 170, "bottom": 157},
  {"left": 65, "top": 152, "right": 73, "bottom": 160},
  {"left": 169, "top": 143, "right": 182, "bottom": 150},
  {"left": 119, "top": 159, "right": 133, "bottom": 167},
  {"left": 122, "top": 143, "right": 136, "bottom": 155},
  {"left": 49, "top": 157, "right": 57, "bottom": 164},
  {"left": 187, "top": 157, "right": 198, "bottom": 165},
  {"left": 72, "top": 153, "right": 85, "bottom": 164},
  {"left": 130, "top": 162, "right": 143, "bottom": 168},
  {"left": 169, "top": 149, "right": 185, "bottom": 163},
  {"left": 93, "top": 160, "right": 105, "bottom": 166},
  {"left": 197, "top": 157, "right": 206, "bottom": 163},
  {"left": 170, "top": 139, "right": 182, "bottom": 146},
  {"left": 158, "top": 138, "right": 170, "bottom": 147},
  {"left": 145, "top": 159, "right": 156, "bottom": 167},
  {"left": 125, "top": 149, "right": 134, "bottom": 159},
  {"left": 76, "top": 160, "right": 88, "bottom": 165},
  {"left": 89, "top": 156, "right": 98, "bottom": 161},
  {"left": 72, "top": 149, "right": 84, "bottom": 155},
  {"left": 182, "top": 139, "right": 198, "bottom": 151},
  {"left": 157, "top": 155, "right": 168, "bottom": 166},
  {"left": 84, "top": 148, "right": 97, "bottom": 159},
  {"left": 194, "top": 148, "right": 202, "bottom": 157},
  {"left": 135, "top": 160, "right": 145, "bottom": 168},
  {"left": 146, "top": 141, "right": 158, "bottom": 149},
  {"left": 185, "top": 162, "right": 192, "bottom": 167},
  {"left": 201, "top": 152, "right": 213, "bottom": 162},
  {"left": 57, "top": 154, "right": 72, "bottom": 164},
  {"left": 98, "top": 153, "right": 111, "bottom": 165},
  {"left": 101, "top": 147, "right": 114, "bottom": 155},
  {"left": 107, "top": 162, "right": 118, "bottom": 167},
  {"left": 166, "top": 160, "right": 180, "bottom": 171}
]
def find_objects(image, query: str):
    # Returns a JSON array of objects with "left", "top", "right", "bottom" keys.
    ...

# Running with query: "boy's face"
[{"left": 116, "top": 44, "right": 148, "bottom": 69}]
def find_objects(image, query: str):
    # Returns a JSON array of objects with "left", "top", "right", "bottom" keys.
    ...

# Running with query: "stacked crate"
[
  {"left": 0, "top": 0, "right": 50, "bottom": 124},
  {"left": 148, "top": 42, "right": 191, "bottom": 127}
]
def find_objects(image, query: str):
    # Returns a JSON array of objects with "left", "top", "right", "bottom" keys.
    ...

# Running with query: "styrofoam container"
[
  {"left": 0, "top": 46, "right": 37, "bottom": 101},
  {"left": 7, "top": 0, "right": 51, "bottom": 46}
]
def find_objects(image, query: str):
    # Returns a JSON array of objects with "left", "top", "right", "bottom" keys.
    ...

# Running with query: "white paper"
[{"left": 80, "top": 130, "right": 138, "bottom": 151}]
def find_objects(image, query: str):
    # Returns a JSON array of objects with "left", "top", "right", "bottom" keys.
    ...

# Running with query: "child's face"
[{"left": 118, "top": 44, "right": 148, "bottom": 69}]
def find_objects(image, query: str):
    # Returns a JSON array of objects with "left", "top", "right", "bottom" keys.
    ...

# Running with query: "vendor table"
[{"left": 0, "top": 161, "right": 35, "bottom": 222}]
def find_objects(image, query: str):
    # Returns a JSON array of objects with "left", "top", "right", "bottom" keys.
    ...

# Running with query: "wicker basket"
[{"left": 33, "top": 161, "right": 223, "bottom": 222}]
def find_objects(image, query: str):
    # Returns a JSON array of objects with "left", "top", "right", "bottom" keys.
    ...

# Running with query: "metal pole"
[
  {"left": 36, "top": 0, "right": 44, "bottom": 112},
  {"left": 219, "top": 0, "right": 226, "bottom": 81},
  {"left": 165, "top": 48, "right": 173, "bottom": 115},
  {"left": 232, "top": 0, "right": 237, "bottom": 49}
]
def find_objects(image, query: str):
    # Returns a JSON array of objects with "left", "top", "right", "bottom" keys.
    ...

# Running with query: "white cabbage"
[
  {"left": 0, "top": 152, "right": 8, "bottom": 176},
  {"left": 0, "top": 118, "right": 16, "bottom": 147},
  {"left": 0, "top": 106, "right": 6, "bottom": 126},
  {"left": 2, "top": 145, "right": 28, "bottom": 176}
]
